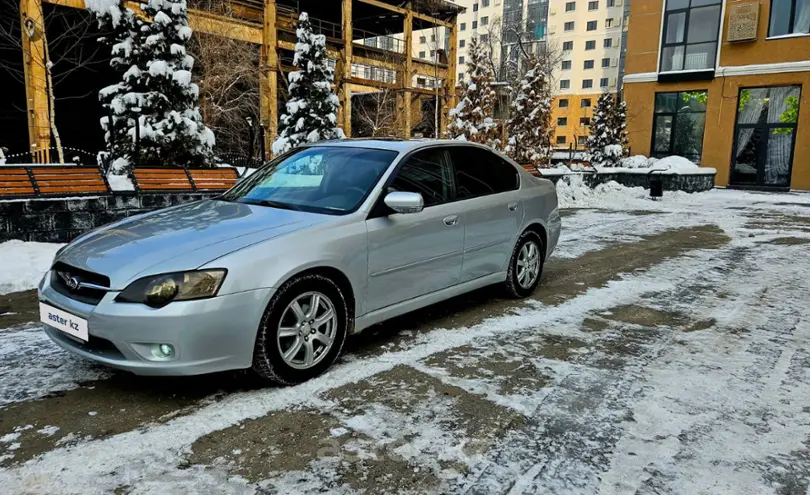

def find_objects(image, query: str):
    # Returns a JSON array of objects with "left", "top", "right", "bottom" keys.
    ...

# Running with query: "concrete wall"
[{"left": 0, "top": 192, "right": 219, "bottom": 243}]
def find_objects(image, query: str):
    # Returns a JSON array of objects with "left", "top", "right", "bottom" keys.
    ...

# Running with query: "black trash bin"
[{"left": 648, "top": 170, "right": 664, "bottom": 199}]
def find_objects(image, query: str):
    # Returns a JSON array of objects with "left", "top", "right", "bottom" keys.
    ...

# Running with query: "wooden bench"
[
  {"left": 131, "top": 168, "right": 194, "bottom": 192},
  {"left": 521, "top": 164, "right": 541, "bottom": 177},
  {"left": 0, "top": 165, "right": 110, "bottom": 198},
  {"left": 0, "top": 167, "right": 36, "bottom": 197},
  {"left": 188, "top": 168, "right": 240, "bottom": 191},
  {"left": 30, "top": 167, "right": 110, "bottom": 195},
  {"left": 132, "top": 167, "right": 240, "bottom": 193}
]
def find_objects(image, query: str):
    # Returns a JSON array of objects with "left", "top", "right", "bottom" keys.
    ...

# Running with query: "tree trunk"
[{"left": 42, "top": 30, "right": 64, "bottom": 164}]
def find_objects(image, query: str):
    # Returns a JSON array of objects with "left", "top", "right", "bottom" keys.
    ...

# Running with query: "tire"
[
  {"left": 505, "top": 230, "right": 545, "bottom": 298},
  {"left": 252, "top": 273, "right": 349, "bottom": 385}
]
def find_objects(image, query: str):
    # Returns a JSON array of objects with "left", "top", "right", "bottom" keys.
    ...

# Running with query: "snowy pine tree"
[
  {"left": 505, "top": 56, "right": 553, "bottom": 165},
  {"left": 585, "top": 92, "right": 627, "bottom": 167},
  {"left": 272, "top": 13, "right": 344, "bottom": 155},
  {"left": 446, "top": 37, "right": 499, "bottom": 148},
  {"left": 89, "top": 0, "right": 215, "bottom": 172}
]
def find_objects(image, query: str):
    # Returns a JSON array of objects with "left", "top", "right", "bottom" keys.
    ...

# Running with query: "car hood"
[{"left": 56, "top": 200, "right": 320, "bottom": 288}]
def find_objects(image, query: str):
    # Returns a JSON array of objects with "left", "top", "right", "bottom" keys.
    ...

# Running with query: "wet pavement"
[{"left": 1, "top": 196, "right": 810, "bottom": 494}]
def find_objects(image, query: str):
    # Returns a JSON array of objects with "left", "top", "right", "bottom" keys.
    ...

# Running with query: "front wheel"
[
  {"left": 505, "top": 231, "right": 544, "bottom": 298},
  {"left": 252, "top": 274, "right": 348, "bottom": 385}
]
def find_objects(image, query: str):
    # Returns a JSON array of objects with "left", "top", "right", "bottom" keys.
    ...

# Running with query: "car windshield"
[{"left": 221, "top": 146, "right": 398, "bottom": 214}]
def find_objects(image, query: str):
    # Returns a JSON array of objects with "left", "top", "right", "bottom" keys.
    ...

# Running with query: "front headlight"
[{"left": 115, "top": 270, "right": 227, "bottom": 308}]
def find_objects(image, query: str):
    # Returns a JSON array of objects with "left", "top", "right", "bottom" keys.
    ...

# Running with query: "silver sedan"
[{"left": 38, "top": 140, "right": 561, "bottom": 384}]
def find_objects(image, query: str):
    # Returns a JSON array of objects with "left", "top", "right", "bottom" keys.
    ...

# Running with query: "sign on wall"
[{"left": 727, "top": 2, "right": 759, "bottom": 42}]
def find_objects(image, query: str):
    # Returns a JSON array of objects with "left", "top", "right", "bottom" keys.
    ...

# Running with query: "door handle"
[
  {"left": 508, "top": 202, "right": 519, "bottom": 211},
  {"left": 443, "top": 215, "right": 459, "bottom": 226}
]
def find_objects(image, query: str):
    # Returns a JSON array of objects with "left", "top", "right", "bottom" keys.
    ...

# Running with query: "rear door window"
[{"left": 449, "top": 147, "right": 519, "bottom": 199}]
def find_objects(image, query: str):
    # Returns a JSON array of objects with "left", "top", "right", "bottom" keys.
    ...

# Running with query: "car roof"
[{"left": 307, "top": 138, "right": 488, "bottom": 154}]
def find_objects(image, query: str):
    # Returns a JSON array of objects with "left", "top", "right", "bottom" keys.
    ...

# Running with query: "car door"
[
  {"left": 448, "top": 146, "right": 523, "bottom": 283},
  {"left": 365, "top": 147, "right": 465, "bottom": 312}
]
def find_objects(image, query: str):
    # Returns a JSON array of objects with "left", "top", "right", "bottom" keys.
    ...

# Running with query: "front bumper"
[{"left": 39, "top": 272, "right": 274, "bottom": 376}]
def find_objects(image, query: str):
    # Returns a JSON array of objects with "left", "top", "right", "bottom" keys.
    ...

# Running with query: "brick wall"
[{"left": 0, "top": 192, "right": 220, "bottom": 243}]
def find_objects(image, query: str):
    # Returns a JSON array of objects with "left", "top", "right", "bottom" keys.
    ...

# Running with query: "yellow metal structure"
[{"left": 19, "top": 0, "right": 460, "bottom": 160}]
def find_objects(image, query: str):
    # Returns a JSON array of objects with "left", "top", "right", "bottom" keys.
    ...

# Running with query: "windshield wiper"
[{"left": 239, "top": 199, "right": 301, "bottom": 211}]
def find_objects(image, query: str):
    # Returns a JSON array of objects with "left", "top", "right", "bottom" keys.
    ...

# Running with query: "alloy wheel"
[
  {"left": 517, "top": 241, "right": 541, "bottom": 289},
  {"left": 276, "top": 291, "right": 338, "bottom": 370}
]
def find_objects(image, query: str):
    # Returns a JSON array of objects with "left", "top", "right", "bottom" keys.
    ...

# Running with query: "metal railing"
[
  {"left": 352, "top": 27, "right": 405, "bottom": 54},
  {"left": 351, "top": 62, "right": 397, "bottom": 84}
]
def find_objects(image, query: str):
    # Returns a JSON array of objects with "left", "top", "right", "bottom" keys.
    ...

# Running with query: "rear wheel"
[
  {"left": 252, "top": 274, "right": 348, "bottom": 385},
  {"left": 505, "top": 231, "right": 544, "bottom": 298}
]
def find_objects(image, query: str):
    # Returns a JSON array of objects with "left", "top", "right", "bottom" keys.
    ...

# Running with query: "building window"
[
  {"left": 608, "top": 0, "right": 616, "bottom": 6},
  {"left": 566, "top": 1, "right": 576, "bottom": 11},
  {"left": 459, "top": 56, "right": 465, "bottom": 64},
  {"left": 481, "top": 16, "right": 489, "bottom": 25},
  {"left": 584, "top": 59, "right": 594, "bottom": 69},
  {"left": 460, "top": 39, "right": 466, "bottom": 48},
  {"left": 652, "top": 91, "right": 708, "bottom": 163},
  {"left": 459, "top": 72, "right": 464, "bottom": 80},
  {"left": 769, "top": 0, "right": 810, "bottom": 36},
  {"left": 604, "top": 38, "right": 613, "bottom": 47},
  {"left": 473, "top": 21, "right": 478, "bottom": 29},
  {"left": 582, "top": 98, "right": 592, "bottom": 107},
  {"left": 558, "top": 117, "right": 568, "bottom": 126},
  {"left": 483, "top": 0, "right": 490, "bottom": 6},
  {"left": 731, "top": 86, "right": 801, "bottom": 187},
  {"left": 431, "top": 35, "right": 436, "bottom": 42},
  {"left": 660, "top": 0, "right": 722, "bottom": 72},
  {"left": 419, "top": 51, "right": 426, "bottom": 58},
  {"left": 580, "top": 117, "right": 591, "bottom": 126},
  {"left": 560, "top": 98, "right": 569, "bottom": 107},
  {"left": 605, "top": 18, "right": 614, "bottom": 27},
  {"left": 430, "top": 50, "right": 436, "bottom": 57},
  {"left": 582, "top": 79, "right": 593, "bottom": 88},
  {"left": 589, "top": 0, "right": 599, "bottom": 9},
  {"left": 587, "top": 20, "right": 598, "bottom": 30},
  {"left": 565, "top": 21, "right": 575, "bottom": 31},
  {"left": 602, "top": 57, "right": 611, "bottom": 67},
  {"left": 562, "top": 60, "right": 572, "bottom": 70},
  {"left": 560, "top": 79, "right": 571, "bottom": 89},
  {"left": 557, "top": 136, "right": 567, "bottom": 144},
  {"left": 585, "top": 40, "right": 596, "bottom": 49},
  {"left": 563, "top": 41, "right": 574, "bottom": 50},
  {"left": 473, "top": 3, "right": 479, "bottom": 11},
  {"left": 420, "top": 36, "right": 426, "bottom": 43},
  {"left": 600, "top": 77, "right": 609, "bottom": 87},
  {"left": 461, "top": 22, "right": 466, "bottom": 31},
  {"left": 578, "top": 136, "right": 587, "bottom": 145}
]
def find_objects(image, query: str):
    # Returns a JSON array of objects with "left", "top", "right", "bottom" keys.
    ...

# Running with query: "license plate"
[{"left": 40, "top": 302, "right": 88, "bottom": 342}]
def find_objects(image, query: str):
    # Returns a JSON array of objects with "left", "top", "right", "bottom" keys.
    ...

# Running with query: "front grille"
[{"left": 51, "top": 262, "right": 111, "bottom": 305}]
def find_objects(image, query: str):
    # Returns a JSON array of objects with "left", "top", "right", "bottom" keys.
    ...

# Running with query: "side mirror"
[{"left": 384, "top": 191, "right": 424, "bottom": 214}]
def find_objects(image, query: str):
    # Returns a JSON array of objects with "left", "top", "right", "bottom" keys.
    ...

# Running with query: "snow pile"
[
  {"left": 106, "top": 173, "right": 135, "bottom": 191},
  {"left": 654, "top": 155, "right": 699, "bottom": 171},
  {"left": 555, "top": 175, "right": 646, "bottom": 208},
  {"left": 620, "top": 155, "right": 657, "bottom": 169},
  {"left": 0, "top": 240, "right": 62, "bottom": 295}
]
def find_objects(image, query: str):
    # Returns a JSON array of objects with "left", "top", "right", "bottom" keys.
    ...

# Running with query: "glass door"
[{"left": 731, "top": 86, "right": 801, "bottom": 188}]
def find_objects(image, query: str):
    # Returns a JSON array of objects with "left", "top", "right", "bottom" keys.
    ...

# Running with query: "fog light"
[{"left": 151, "top": 343, "right": 175, "bottom": 359}]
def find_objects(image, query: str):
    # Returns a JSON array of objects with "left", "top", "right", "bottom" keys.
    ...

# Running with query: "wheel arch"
[
  {"left": 279, "top": 266, "right": 356, "bottom": 329},
  {"left": 522, "top": 222, "right": 548, "bottom": 257}
]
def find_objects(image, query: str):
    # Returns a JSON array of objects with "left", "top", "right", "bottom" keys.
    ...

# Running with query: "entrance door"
[{"left": 731, "top": 86, "right": 801, "bottom": 188}]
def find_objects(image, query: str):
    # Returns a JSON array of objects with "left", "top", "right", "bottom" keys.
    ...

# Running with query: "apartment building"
[
  {"left": 623, "top": 0, "right": 810, "bottom": 190},
  {"left": 547, "top": 0, "right": 626, "bottom": 149},
  {"left": 410, "top": 0, "right": 547, "bottom": 89}
]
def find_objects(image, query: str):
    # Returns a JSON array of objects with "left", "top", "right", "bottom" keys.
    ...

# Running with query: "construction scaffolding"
[{"left": 16, "top": 0, "right": 463, "bottom": 161}]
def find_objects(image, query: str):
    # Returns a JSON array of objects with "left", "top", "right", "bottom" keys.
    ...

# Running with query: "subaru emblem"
[{"left": 66, "top": 277, "right": 80, "bottom": 291}]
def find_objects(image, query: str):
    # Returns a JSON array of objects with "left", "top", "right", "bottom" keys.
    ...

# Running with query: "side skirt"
[{"left": 352, "top": 272, "right": 507, "bottom": 334}]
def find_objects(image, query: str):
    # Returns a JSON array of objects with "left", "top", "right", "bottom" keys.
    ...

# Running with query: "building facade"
[
  {"left": 548, "top": 0, "right": 626, "bottom": 149},
  {"left": 623, "top": 0, "right": 810, "bottom": 190}
]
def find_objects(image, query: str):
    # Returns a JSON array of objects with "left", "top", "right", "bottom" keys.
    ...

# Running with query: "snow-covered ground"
[
  {"left": 1, "top": 187, "right": 810, "bottom": 494},
  {"left": 0, "top": 241, "right": 62, "bottom": 295}
]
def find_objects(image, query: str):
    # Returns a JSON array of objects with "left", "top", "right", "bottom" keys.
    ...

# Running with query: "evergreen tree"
[
  {"left": 272, "top": 13, "right": 344, "bottom": 155},
  {"left": 446, "top": 37, "right": 499, "bottom": 148},
  {"left": 505, "top": 56, "right": 553, "bottom": 165},
  {"left": 89, "top": 0, "right": 215, "bottom": 172},
  {"left": 586, "top": 92, "right": 627, "bottom": 167}
]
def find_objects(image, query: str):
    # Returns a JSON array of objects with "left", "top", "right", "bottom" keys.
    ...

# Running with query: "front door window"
[{"left": 731, "top": 86, "right": 801, "bottom": 188}]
